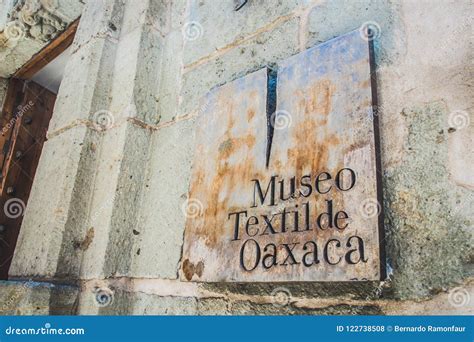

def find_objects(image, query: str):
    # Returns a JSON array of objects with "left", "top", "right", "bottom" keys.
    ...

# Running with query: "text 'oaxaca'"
[{"left": 180, "top": 30, "right": 385, "bottom": 282}]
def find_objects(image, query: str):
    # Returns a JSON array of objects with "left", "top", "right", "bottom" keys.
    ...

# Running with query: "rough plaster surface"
[
  {"left": 1, "top": 0, "right": 472, "bottom": 315},
  {"left": 385, "top": 104, "right": 473, "bottom": 298},
  {"left": 0, "top": 280, "right": 77, "bottom": 315}
]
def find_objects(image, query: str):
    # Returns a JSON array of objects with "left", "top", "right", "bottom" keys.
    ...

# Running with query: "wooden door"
[{"left": 0, "top": 79, "right": 56, "bottom": 279}]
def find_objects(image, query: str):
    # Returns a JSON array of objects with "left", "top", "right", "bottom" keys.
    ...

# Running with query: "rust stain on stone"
[
  {"left": 284, "top": 79, "right": 339, "bottom": 179},
  {"left": 182, "top": 259, "right": 204, "bottom": 281},
  {"left": 308, "top": 79, "right": 335, "bottom": 117},
  {"left": 185, "top": 75, "right": 266, "bottom": 250},
  {"left": 360, "top": 79, "right": 370, "bottom": 88},
  {"left": 75, "top": 227, "right": 94, "bottom": 251},
  {"left": 247, "top": 108, "right": 256, "bottom": 122}
]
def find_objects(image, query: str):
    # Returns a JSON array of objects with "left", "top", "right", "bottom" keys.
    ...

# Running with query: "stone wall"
[{"left": 1, "top": 0, "right": 472, "bottom": 315}]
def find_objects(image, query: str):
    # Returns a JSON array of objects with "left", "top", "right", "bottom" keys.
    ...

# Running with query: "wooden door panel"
[{"left": 0, "top": 80, "right": 56, "bottom": 279}]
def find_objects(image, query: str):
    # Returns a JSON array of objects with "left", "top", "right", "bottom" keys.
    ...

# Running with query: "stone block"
[
  {"left": 182, "top": 0, "right": 304, "bottom": 65},
  {"left": 131, "top": 293, "right": 197, "bottom": 315},
  {"left": 77, "top": 286, "right": 197, "bottom": 315},
  {"left": 128, "top": 118, "right": 196, "bottom": 278},
  {"left": 448, "top": 117, "right": 474, "bottom": 189},
  {"left": 384, "top": 103, "right": 473, "bottom": 298},
  {"left": 306, "top": 0, "right": 401, "bottom": 65},
  {"left": 120, "top": 0, "right": 151, "bottom": 37},
  {"left": 156, "top": 29, "right": 184, "bottom": 123},
  {"left": 170, "top": 0, "right": 187, "bottom": 30},
  {"left": 0, "top": 38, "right": 45, "bottom": 78},
  {"left": 9, "top": 126, "right": 91, "bottom": 278},
  {"left": 229, "top": 300, "right": 382, "bottom": 315},
  {"left": 117, "top": 0, "right": 171, "bottom": 37},
  {"left": 72, "top": 0, "right": 124, "bottom": 49},
  {"left": 109, "top": 25, "right": 163, "bottom": 126},
  {"left": 179, "top": 17, "right": 299, "bottom": 118},
  {"left": 78, "top": 122, "right": 152, "bottom": 279},
  {"left": 197, "top": 298, "right": 229, "bottom": 315},
  {"left": 49, "top": 36, "right": 118, "bottom": 132},
  {"left": 0, "top": 280, "right": 78, "bottom": 315},
  {"left": 53, "top": 0, "right": 85, "bottom": 22}
]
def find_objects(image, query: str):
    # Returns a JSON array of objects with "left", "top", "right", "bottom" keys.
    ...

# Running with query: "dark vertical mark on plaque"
[
  {"left": 234, "top": 0, "right": 248, "bottom": 11},
  {"left": 368, "top": 29, "right": 386, "bottom": 280},
  {"left": 265, "top": 68, "right": 277, "bottom": 168}
]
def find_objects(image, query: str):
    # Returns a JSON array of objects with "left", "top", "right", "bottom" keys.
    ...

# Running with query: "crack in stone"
[{"left": 265, "top": 67, "right": 278, "bottom": 168}]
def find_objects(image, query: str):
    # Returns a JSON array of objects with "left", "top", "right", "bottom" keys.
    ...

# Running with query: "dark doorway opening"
[{"left": 0, "top": 20, "right": 78, "bottom": 279}]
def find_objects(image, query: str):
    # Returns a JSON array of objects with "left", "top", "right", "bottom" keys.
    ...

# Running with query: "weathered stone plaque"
[{"left": 181, "top": 30, "right": 385, "bottom": 282}]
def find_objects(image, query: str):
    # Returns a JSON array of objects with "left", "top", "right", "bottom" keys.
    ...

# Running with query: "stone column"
[{"left": 7, "top": 0, "right": 166, "bottom": 314}]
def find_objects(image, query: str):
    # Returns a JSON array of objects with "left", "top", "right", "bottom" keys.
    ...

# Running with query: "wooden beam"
[{"left": 13, "top": 18, "right": 79, "bottom": 80}]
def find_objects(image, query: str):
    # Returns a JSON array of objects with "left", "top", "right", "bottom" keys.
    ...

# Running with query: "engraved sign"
[{"left": 181, "top": 30, "right": 385, "bottom": 282}]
